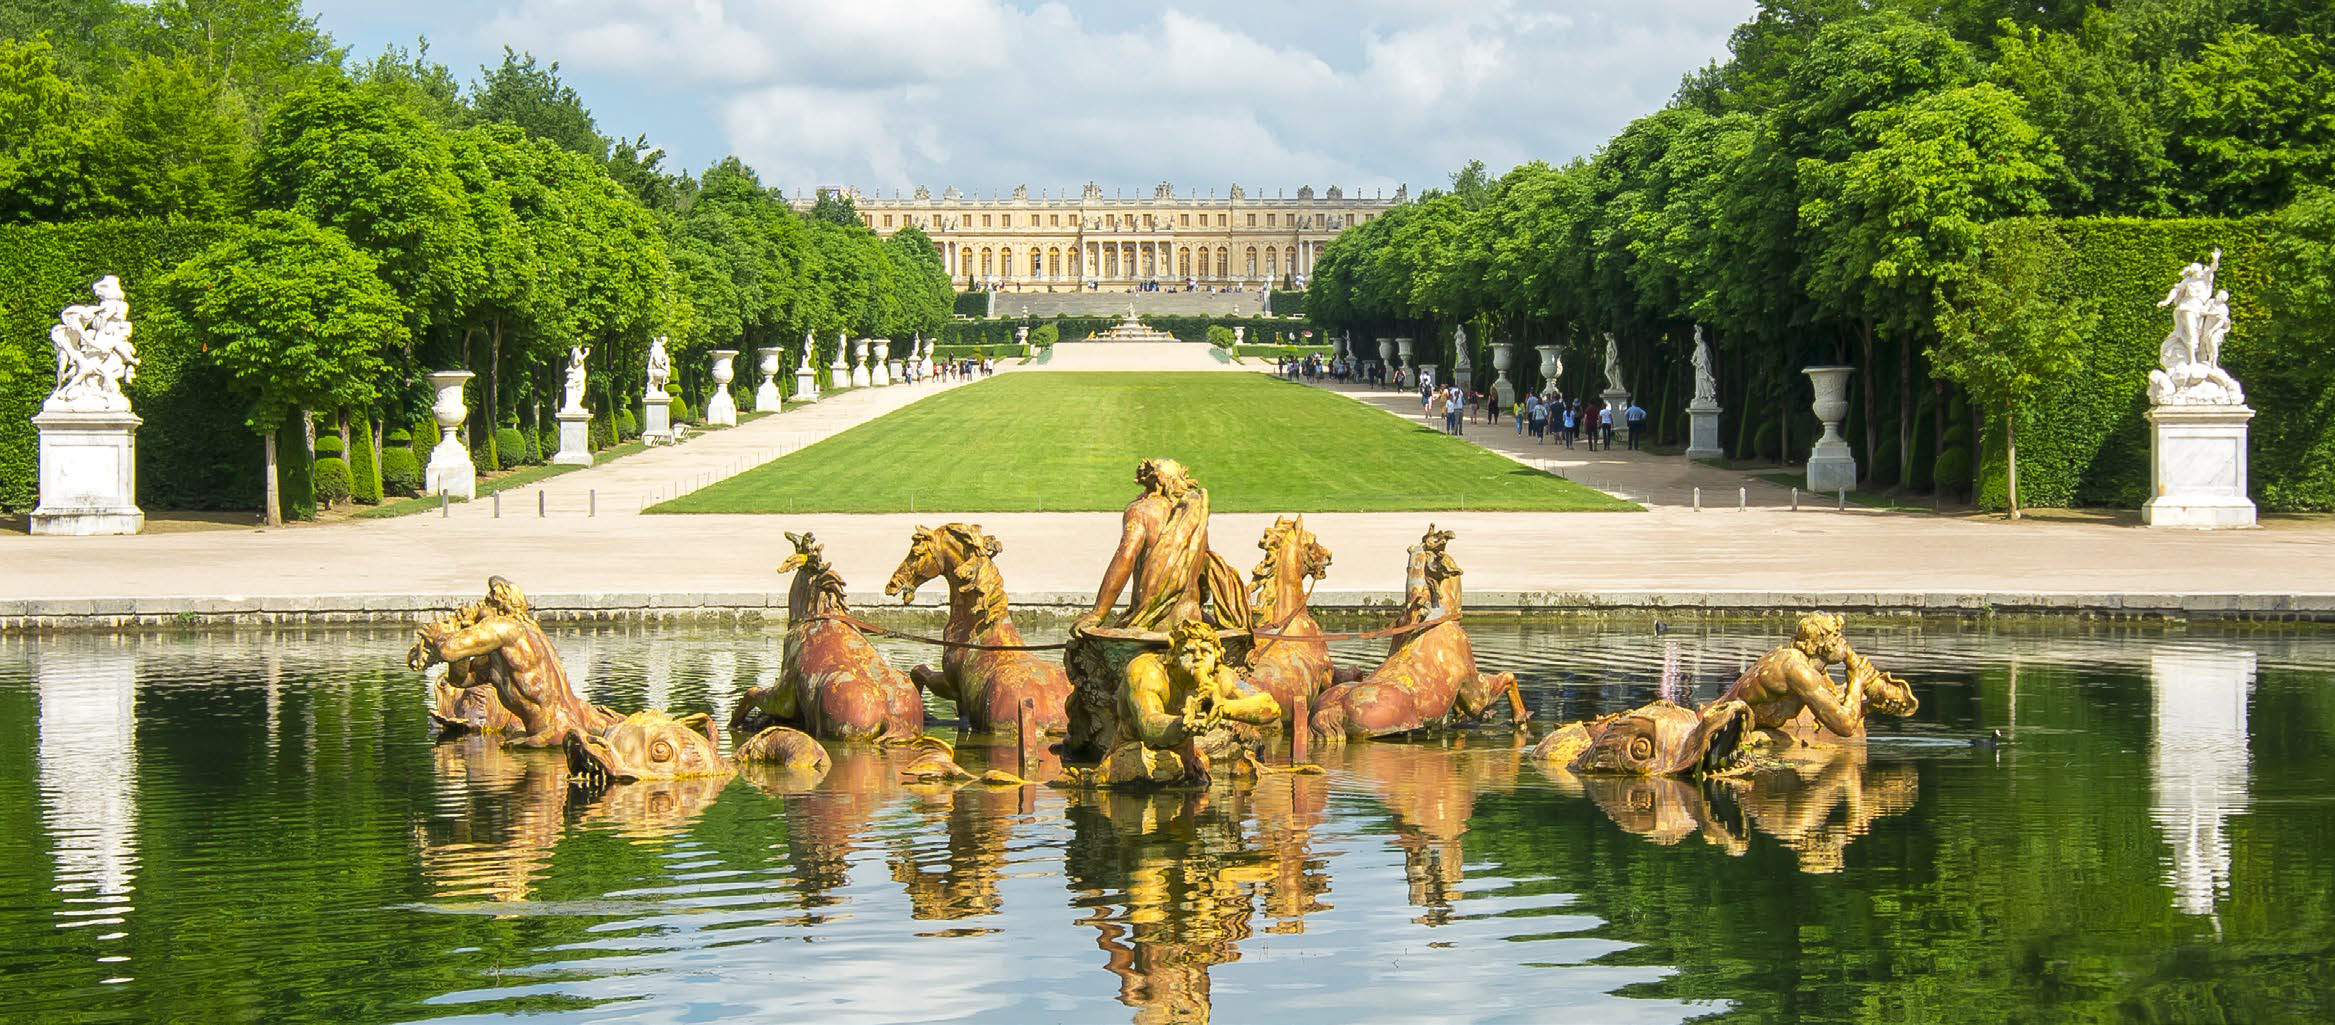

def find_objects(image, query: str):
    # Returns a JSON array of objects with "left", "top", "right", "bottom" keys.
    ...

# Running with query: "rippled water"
[{"left": 3, "top": 620, "right": 2332, "bottom": 1024}]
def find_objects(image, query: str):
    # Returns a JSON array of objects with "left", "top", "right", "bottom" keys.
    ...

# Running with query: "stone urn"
[
  {"left": 424, "top": 370, "right": 476, "bottom": 500},
  {"left": 755, "top": 347, "right": 784, "bottom": 412},
  {"left": 1489, "top": 341, "right": 1514, "bottom": 407},
  {"left": 1803, "top": 365, "right": 1857, "bottom": 493},
  {"left": 873, "top": 338, "right": 893, "bottom": 386},
  {"left": 1536, "top": 346, "right": 1561, "bottom": 393},
  {"left": 705, "top": 350, "right": 739, "bottom": 426},
  {"left": 1394, "top": 337, "right": 1413, "bottom": 377},
  {"left": 850, "top": 339, "right": 871, "bottom": 388}
]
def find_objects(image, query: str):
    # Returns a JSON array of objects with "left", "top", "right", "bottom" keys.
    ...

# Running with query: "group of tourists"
[
  {"left": 1278, "top": 354, "right": 1337, "bottom": 381},
  {"left": 1404, "top": 386, "right": 1657, "bottom": 452},
  {"left": 931, "top": 357, "right": 995, "bottom": 382}
]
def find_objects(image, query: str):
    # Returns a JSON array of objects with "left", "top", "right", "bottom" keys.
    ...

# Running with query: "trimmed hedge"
[
  {"left": 952, "top": 291, "right": 988, "bottom": 317},
  {"left": 348, "top": 413, "right": 381, "bottom": 504},
  {"left": 312, "top": 455, "right": 352, "bottom": 506},
  {"left": 0, "top": 220, "right": 249, "bottom": 511},
  {"left": 1970, "top": 217, "right": 2280, "bottom": 509},
  {"left": 1235, "top": 345, "right": 1333, "bottom": 360},
  {"left": 274, "top": 421, "right": 314, "bottom": 521},
  {"left": 494, "top": 426, "right": 529, "bottom": 466},
  {"left": 380, "top": 434, "right": 420, "bottom": 497}
]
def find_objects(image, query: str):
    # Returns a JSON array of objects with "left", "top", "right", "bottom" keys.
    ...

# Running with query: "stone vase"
[
  {"left": 755, "top": 347, "right": 783, "bottom": 412},
  {"left": 1536, "top": 346, "right": 1560, "bottom": 394},
  {"left": 423, "top": 370, "right": 477, "bottom": 500},
  {"left": 2143, "top": 404, "right": 2257, "bottom": 528},
  {"left": 706, "top": 350, "right": 738, "bottom": 427},
  {"left": 1803, "top": 365, "right": 1857, "bottom": 493},
  {"left": 1394, "top": 337, "right": 1413, "bottom": 378},
  {"left": 872, "top": 339, "right": 892, "bottom": 386},
  {"left": 1489, "top": 341, "right": 1514, "bottom": 408},
  {"left": 850, "top": 340, "right": 871, "bottom": 388}
]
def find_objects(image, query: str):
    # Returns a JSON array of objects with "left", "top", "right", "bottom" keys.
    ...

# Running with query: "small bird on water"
[{"left": 1970, "top": 728, "right": 2007, "bottom": 749}]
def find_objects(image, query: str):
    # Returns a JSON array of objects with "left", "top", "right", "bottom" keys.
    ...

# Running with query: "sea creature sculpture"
[
  {"left": 1244, "top": 515, "right": 1336, "bottom": 724},
  {"left": 565, "top": 710, "right": 734, "bottom": 785},
  {"left": 1308, "top": 527, "right": 1526, "bottom": 741},
  {"left": 408, "top": 576, "right": 619, "bottom": 747},
  {"left": 733, "top": 532, "right": 925, "bottom": 743},
  {"left": 735, "top": 725, "right": 832, "bottom": 771},
  {"left": 1529, "top": 698, "right": 1756, "bottom": 776},
  {"left": 884, "top": 523, "right": 1072, "bottom": 734}
]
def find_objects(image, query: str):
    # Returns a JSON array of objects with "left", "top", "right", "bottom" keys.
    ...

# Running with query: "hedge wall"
[
  {"left": 0, "top": 220, "right": 255, "bottom": 512},
  {"left": 1969, "top": 217, "right": 2282, "bottom": 510}
]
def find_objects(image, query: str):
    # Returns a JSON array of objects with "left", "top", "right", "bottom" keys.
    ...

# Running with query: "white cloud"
[{"left": 318, "top": 0, "right": 1760, "bottom": 193}]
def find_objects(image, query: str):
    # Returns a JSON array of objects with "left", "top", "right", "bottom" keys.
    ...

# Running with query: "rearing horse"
[
  {"left": 1244, "top": 515, "right": 1335, "bottom": 725},
  {"left": 883, "top": 523, "right": 1071, "bottom": 735},
  {"left": 733, "top": 532, "right": 925, "bottom": 743},
  {"left": 1308, "top": 525, "right": 1527, "bottom": 742}
]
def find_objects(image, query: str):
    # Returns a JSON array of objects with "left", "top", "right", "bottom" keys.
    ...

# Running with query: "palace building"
[{"left": 809, "top": 181, "right": 1406, "bottom": 291}]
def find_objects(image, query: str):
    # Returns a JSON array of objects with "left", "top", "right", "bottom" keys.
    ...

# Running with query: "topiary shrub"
[
  {"left": 275, "top": 421, "right": 315, "bottom": 521},
  {"left": 348, "top": 415, "right": 381, "bottom": 504},
  {"left": 590, "top": 417, "right": 614, "bottom": 450},
  {"left": 312, "top": 434, "right": 344, "bottom": 459},
  {"left": 616, "top": 410, "right": 637, "bottom": 439},
  {"left": 495, "top": 426, "right": 529, "bottom": 466},
  {"left": 416, "top": 414, "right": 439, "bottom": 453},
  {"left": 670, "top": 395, "right": 692, "bottom": 423},
  {"left": 1933, "top": 445, "right": 1973, "bottom": 496},
  {"left": 538, "top": 428, "right": 559, "bottom": 462},
  {"left": 311, "top": 454, "right": 352, "bottom": 507},
  {"left": 380, "top": 444, "right": 420, "bottom": 497}
]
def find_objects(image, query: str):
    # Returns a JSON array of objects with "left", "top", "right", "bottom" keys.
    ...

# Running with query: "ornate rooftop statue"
[
  {"left": 646, "top": 336, "right": 672, "bottom": 397},
  {"left": 1691, "top": 325, "right": 1717, "bottom": 406},
  {"left": 2149, "top": 249, "right": 2246, "bottom": 405},
  {"left": 46, "top": 275, "right": 138, "bottom": 414}
]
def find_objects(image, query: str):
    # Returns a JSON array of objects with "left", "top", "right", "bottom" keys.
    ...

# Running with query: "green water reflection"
[{"left": 1, "top": 623, "right": 2330, "bottom": 1024}]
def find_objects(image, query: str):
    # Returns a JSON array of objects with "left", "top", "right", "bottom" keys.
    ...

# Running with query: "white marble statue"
[
  {"left": 799, "top": 333, "right": 815, "bottom": 372},
  {"left": 46, "top": 276, "right": 138, "bottom": 413},
  {"left": 562, "top": 345, "right": 590, "bottom": 413},
  {"left": 2149, "top": 249, "right": 2246, "bottom": 406},
  {"left": 646, "top": 336, "right": 672, "bottom": 398},
  {"left": 1691, "top": 325, "right": 1717, "bottom": 406},
  {"left": 1601, "top": 333, "right": 1623, "bottom": 393}
]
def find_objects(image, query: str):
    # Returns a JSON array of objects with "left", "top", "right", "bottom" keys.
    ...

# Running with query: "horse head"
[
  {"left": 885, "top": 523, "right": 1001, "bottom": 604},
  {"left": 779, "top": 531, "right": 849, "bottom": 616},
  {"left": 1251, "top": 515, "right": 1332, "bottom": 615},
  {"left": 1404, "top": 524, "right": 1464, "bottom": 619}
]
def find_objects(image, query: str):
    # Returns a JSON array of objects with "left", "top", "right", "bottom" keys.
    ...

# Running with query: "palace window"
[
  {"left": 1180, "top": 213, "right": 1190, "bottom": 227},
  {"left": 1246, "top": 214, "right": 1257, "bottom": 227},
  {"left": 1218, "top": 214, "right": 1226, "bottom": 226},
  {"left": 1266, "top": 213, "right": 1276, "bottom": 226},
  {"left": 1051, "top": 214, "right": 1060, "bottom": 227},
  {"left": 1031, "top": 249, "right": 1042, "bottom": 275},
  {"left": 1245, "top": 247, "right": 1258, "bottom": 277},
  {"left": 883, "top": 214, "right": 893, "bottom": 227},
  {"left": 1002, "top": 214, "right": 1012, "bottom": 227},
  {"left": 1267, "top": 249, "right": 1278, "bottom": 277},
  {"left": 982, "top": 214, "right": 992, "bottom": 227}
]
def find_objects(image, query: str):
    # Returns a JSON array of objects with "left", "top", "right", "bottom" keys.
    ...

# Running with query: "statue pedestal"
[
  {"left": 552, "top": 409, "right": 593, "bottom": 466},
  {"left": 1489, "top": 341, "right": 1513, "bottom": 408},
  {"left": 1600, "top": 388, "right": 1629, "bottom": 439},
  {"left": 30, "top": 409, "right": 142, "bottom": 535},
  {"left": 704, "top": 388, "right": 736, "bottom": 427},
  {"left": 424, "top": 434, "right": 475, "bottom": 500},
  {"left": 642, "top": 394, "right": 673, "bottom": 446},
  {"left": 794, "top": 368, "right": 820, "bottom": 402},
  {"left": 830, "top": 363, "right": 850, "bottom": 391},
  {"left": 755, "top": 347, "right": 784, "bottom": 412},
  {"left": 887, "top": 360, "right": 904, "bottom": 384},
  {"left": 2144, "top": 404, "right": 2256, "bottom": 529},
  {"left": 1685, "top": 402, "right": 1723, "bottom": 460}
]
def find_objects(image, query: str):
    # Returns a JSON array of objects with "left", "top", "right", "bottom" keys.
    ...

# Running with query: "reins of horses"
[
  {"left": 812, "top": 610, "right": 1072, "bottom": 651},
  {"left": 811, "top": 596, "right": 1459, "bottom": 654}
]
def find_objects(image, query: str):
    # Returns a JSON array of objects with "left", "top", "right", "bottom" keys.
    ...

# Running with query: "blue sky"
[{"left": 307, "top": 0, "right": 1756, "bottom": 198}]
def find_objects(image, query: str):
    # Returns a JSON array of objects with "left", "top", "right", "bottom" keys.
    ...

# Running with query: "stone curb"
[{"left": 6, "top": 589, "right": 2334, "bottom": 632}]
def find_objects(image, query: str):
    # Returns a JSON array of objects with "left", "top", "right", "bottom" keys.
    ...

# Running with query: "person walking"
[
  {"left": 1560, "top": 402, "right": 1576, "bottom": 449},
  {"left": 1445, "top": 388, "right": 1464, "bottom": 436},
  {"left": 1626, "top": 402, "right": 1648, "bottom": 450},
  {"left": 1600, "top": 404, "right": 1615, "bottom": 447}
]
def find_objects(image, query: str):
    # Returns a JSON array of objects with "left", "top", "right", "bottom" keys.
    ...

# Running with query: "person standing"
[
  {"left": 1626, "top": 402, "right": 1648, "bottom": 450},
  {"left": 1445, "top": 388, "right": 1464, "bottom": 436},
  {"left": 1601, "top": 404, "right": 1615, "bottom": 447},
  {"left": 1560, "top": 402, "right": 1576, "bottom": 449}
]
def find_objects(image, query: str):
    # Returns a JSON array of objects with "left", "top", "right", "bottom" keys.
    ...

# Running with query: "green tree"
[
  {"left": 1931, "top": 220, "right": 2098, "bottom": 519},
  {"left": 128, "top": 0, "right": 342, "bottom": 115},
  {"left": 470, "top": 47, "right": 603, "bottom": 158},
  {"left": 109, "top": 53, "right": 249, "bottom": 219},
  {"left": 351, "top": 39, "right": 468, "bottom": 127},
  {"left": 2165, "top": 27, "right": 2335, "bottom": 213},
  {"left": 809, "top": 188, "right": 860, "bottom": 227},
  {"left": 0, "top": 36, "right": 129, "bottom": 222},
  {"left": 156, "top": 211, "right": 406, "bottom": 525}
]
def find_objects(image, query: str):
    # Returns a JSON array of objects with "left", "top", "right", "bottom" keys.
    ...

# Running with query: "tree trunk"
[
  {"left": 1859, "top": 320, "right": 1877, "bottom": 486},
  {"left": 487, "top": 315, "right": 502, "bottom": 469},
  {"left": 1932, "top": 378, "right": 1948, "bottom": 496},
  {"left": 1898, "top": 333, "right": 1914, "bottom": 493},
  {"left": 262, "top": 430, "right": 282, "bottom": 528},
  {"left": 2007, "top": 411, "right": 2021, "bottom": 520},
  {"left": 1776, "top": 369, "right": 1789, "bottom": 467}
]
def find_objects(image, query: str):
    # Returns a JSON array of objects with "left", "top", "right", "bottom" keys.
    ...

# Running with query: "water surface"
[{"left": 2, "top": 620, "right": 2330, "bottom": 1024}]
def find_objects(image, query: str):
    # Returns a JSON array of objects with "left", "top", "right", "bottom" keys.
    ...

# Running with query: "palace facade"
[{"left": 812, "top": 182, "right": 1406, "bottom": 291}]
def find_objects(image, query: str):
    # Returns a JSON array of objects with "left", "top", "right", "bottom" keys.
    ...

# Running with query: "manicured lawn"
[{"left": 651, "top": 373, "right": 1638, "bottom": 514}]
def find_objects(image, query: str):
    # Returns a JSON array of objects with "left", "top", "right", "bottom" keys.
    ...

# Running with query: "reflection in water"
[
  {"left": 1065, "top": 788, "right": 1264, "bottom": 1025},
  {"left": 2150, "top": 647, "right": 2254, "bottom": 918},
  {"left": 1247, "top": 772, "right": 1333, "bottom": 930},
  {"left": 417, "top": 739, "right": 568, "bottom": 902},
  {"left": 35, "top": 647, "right": 140, "bottom": 960},
  {"left": 1340, "top": 742, "right": 1521, "bottom": 923},
  {"left": 1537, "top": 744, "right": 1917, "bottom": 873}
]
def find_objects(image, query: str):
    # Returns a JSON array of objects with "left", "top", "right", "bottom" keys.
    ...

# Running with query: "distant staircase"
[{"left": 976, "top": 290, "right": 1275, "bottom": 319}]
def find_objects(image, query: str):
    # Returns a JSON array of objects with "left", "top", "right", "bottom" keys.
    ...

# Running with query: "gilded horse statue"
[
  {"left": 1244, "top": 515, "right": 1335, "bottom": 725},
  {"left": 883, "top": 522, "right": 1072, "bottom": 735},
  {"left": 732, "top": 532, "right": 925, "bottom": 743},
  {"left": 1308, "top": 527, "right": 1527, "bottom": 742}
]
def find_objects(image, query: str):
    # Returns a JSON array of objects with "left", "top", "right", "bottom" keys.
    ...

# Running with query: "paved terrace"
[{"left": 7, "top": 363, "right": 2335, "bottom": 627}]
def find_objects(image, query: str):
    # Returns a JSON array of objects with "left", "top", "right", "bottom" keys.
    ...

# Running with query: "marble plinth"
[
  {"left": 2144, "top": 404, "right": 2256, "bottom": 529},
  {"left": 552, "top": 409, "right": 592, "bottom": 466},
  {"left": 643, "top": 395, "right": 674, "bottom": 446},
  {"left": 423, "top": 435, "right": 475, "bottom": 500},
  {"left": 30, "top": 409, "right": 143, "bottom": 535},
  {"left": 1686, "top": 403, "right": 1723, "bottom": 461},
  {"left": 795, "top": 368, "right": 820, "bottom": 402}
]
